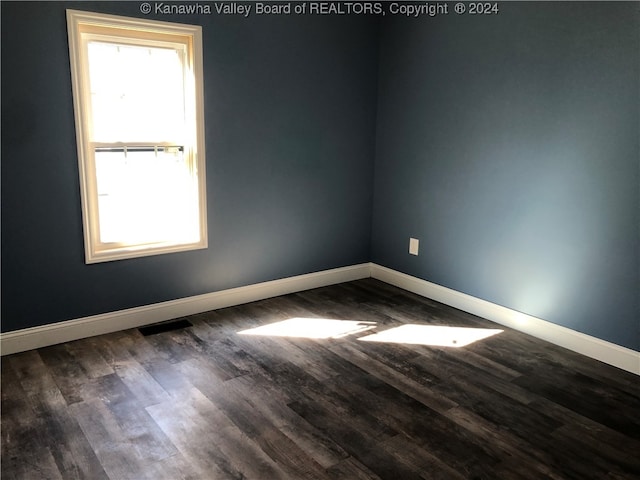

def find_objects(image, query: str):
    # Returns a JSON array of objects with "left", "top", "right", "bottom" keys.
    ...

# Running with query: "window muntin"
[{"left": 67, "top": 10, "right": 207, "bottom": 263}]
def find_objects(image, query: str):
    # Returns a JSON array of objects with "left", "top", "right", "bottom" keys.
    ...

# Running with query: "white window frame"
[{"left": 67, "top": 9, "right": 207, "bottom": 263}]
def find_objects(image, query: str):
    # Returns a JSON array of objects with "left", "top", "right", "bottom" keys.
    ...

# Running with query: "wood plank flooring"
[{"left": 2, "top": 279, "right": 639, "bottom": 479}]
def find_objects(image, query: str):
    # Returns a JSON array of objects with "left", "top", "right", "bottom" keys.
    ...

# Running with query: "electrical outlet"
[{"left": 409, "top": 237, "right": 419, "bottom": 255}]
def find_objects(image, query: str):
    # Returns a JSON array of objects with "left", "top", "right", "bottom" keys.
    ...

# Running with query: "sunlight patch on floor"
[
  {"left": 237, "top": 317, "right": 377, "bottom": 339},
  {"left": 358, "top": 324, "right": 503, "bottom": 347}
]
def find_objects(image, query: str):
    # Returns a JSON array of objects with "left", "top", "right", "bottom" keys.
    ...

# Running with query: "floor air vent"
[{"left": 139, "top": 318, "right": 193, "bottom": 336}]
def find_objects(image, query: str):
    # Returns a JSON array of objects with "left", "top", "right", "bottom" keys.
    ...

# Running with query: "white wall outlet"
[{"left": 409, "top": 237, "right": 419, "bottom": 256}]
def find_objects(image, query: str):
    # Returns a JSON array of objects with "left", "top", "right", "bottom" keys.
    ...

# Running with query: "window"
[{"left": 67, "top": 10, "right": 207, "bottom": 263}]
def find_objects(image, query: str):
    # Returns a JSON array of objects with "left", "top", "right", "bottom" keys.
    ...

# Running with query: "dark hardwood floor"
[{"left": 2, "top": 279, "right": 639, "bottom": 479}]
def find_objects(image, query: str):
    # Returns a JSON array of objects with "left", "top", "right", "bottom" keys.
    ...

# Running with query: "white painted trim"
[
  {"left": 3, "top": 261, "right": 637, "bottom": 375},
  {"left": 0, "top": 264, "right": 371, "bottom": 356},
  {"left": 66, "top": 9, "right": 208, "bottom": 264},
  {"left": 370, "top": 264, "right": 640, "bottom": 375}
]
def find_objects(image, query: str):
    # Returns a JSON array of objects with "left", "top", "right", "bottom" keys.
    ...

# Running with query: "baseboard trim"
[
  {"left": 3, "top": 262, "right": 638, "bottom": 375},
  {"left": 370, "top": 264, "right": 639, "bottom": 375},
  {"left": 0, "top": 263, "right": 371, "bottom": 356}
]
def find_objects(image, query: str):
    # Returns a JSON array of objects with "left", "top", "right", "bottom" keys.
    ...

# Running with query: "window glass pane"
[
  {"left": 95, "top": 148, "right": 200, "bottom": 245},
  {"left": 87, "top": 41, "right": 186, "bottom": 142}
]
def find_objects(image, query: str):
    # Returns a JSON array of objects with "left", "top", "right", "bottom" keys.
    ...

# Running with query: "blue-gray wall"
[
  {"left": 2, "top": 2, "right": 638, "bottom": 352},
  {"left": 372, "top": 2, "right": 639, "bottom": 350},
  {"left": 1, "top": 2, "right": 378, "bottom": 332}
]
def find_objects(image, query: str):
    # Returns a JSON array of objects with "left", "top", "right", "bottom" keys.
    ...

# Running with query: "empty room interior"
[{"left": 1, "top": 1, "right": 639, "bottom": 479}]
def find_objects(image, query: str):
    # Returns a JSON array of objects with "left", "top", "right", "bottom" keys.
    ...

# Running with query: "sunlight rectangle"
[
  {"left": 358, "top": 324, "right": 503, "bottom": 347},
  {"left": 237, "top": 318, "right": 377, "bottom": 339}
]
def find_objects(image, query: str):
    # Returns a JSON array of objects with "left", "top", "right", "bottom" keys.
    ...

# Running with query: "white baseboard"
[
  {"left": 370, "top": 263, "right": 640, "bottom": 375},
  {"left": 0, "top": 263, "right": 371, "bottom": 356},
  {"left": 3, "top": 262, "right": 638, "bottom": 375}
]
